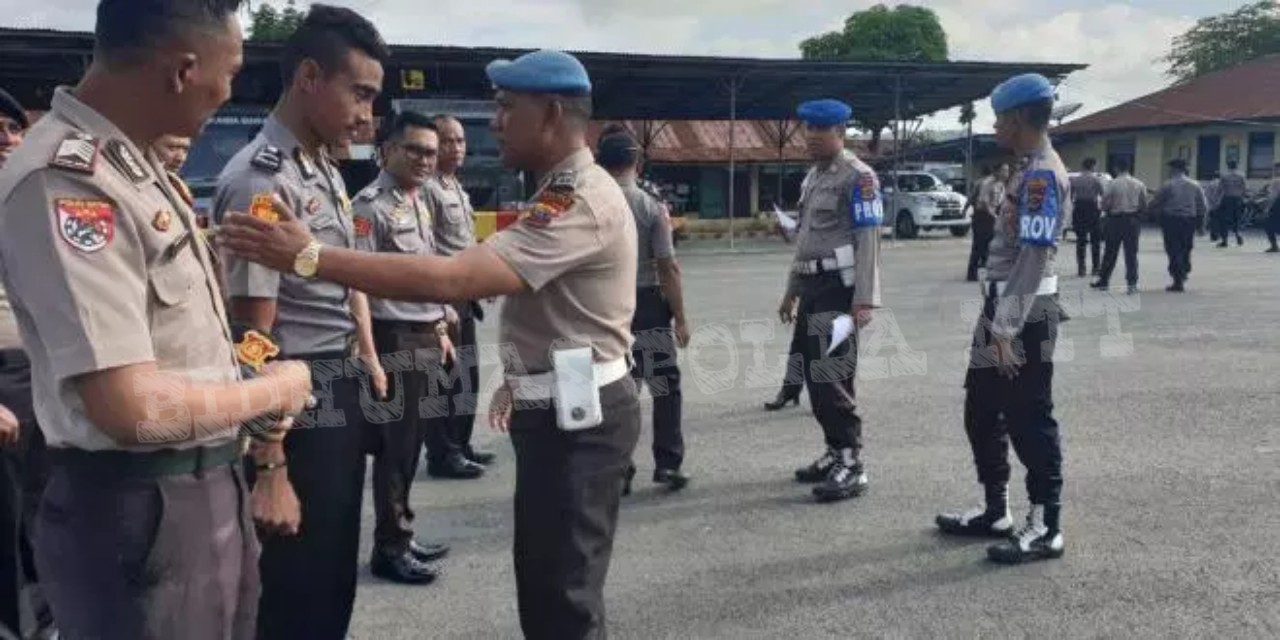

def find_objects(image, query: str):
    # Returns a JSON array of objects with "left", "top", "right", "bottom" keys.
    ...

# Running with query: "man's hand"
[
  {"left": 360, "top": 353, "right": 388, "bottom": 401},
  {"left": 444, "top": 305, "right": 460, "bottom": 327},
  {"left": 673, "top": 317, "right": 691, "bottom": 349},
  {"left": 993, "top": 334, "right": 1021, "bottom": 379},
  {"left": 488, "top": 381, "right": 513, "bottom": 433},
  {"left": 219, "top": 195, "right": 313, "bottom": 273},
  {"left": 260, "top": 360, "right": 314, "bottom": 416},
  {"left": 778, "top": 294, "right": 798, "bottom": 325},
  {"left": 852, "top": 304, "right": 875, "bottom": 330},
  {"left": 0, "top": 404, "right": 19, "bottom": 447},
  {"left": 251, "top": 468, "right": 301, "bottom": 536},
  {"left": 440, "top": 332, "right": 457, "bottom": 366}
]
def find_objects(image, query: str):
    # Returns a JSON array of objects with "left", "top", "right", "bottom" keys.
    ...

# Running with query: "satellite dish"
[{"left": 1052, "top": 102, "right": 1083, "bottom": 121}]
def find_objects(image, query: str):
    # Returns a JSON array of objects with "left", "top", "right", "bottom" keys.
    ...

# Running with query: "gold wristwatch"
[{"left": 293, "top": 239, "right": 323, "bottom": 279}]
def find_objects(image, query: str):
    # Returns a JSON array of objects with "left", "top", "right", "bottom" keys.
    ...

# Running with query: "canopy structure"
[{"left": 0, "top": 28, "right": 1085, "bottom": 242}]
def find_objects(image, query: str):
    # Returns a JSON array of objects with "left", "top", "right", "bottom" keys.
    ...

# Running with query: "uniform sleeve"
[
  {"left": 1195, "top": 185, "right": 1209, "bottom": 218},
  {"left": 213, "top": 170, "right": 286, "bottom": 299},
  {"left": 649, "top": 199, "right": 675, "bottom": 260},
  {"left": 991, "top": 170, "right": 1060, "bottom": 340},
  {"left": 0, "top": 171, "right": 153, "bottom": 381},
  {"left": 849, "top": 171, "right": 883, "bottom": 308},
  {"left": 485, "top": 194, "right": 603, "bottom": 292}
]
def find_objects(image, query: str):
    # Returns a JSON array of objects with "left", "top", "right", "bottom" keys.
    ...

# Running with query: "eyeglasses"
[
  {"left": 398, "top": 143, "right": 438, "bottom": 161},
  {"left": 0, "top": 120, "right": 23, "bottom": 137}
]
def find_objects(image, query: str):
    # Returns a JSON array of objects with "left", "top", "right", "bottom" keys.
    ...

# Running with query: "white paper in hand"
[
  {"left": 827, "top": 314, "right": 855, "bottom": 356},
  {"left": 774, "top": 205, "right": 798, "bottom": 233}
]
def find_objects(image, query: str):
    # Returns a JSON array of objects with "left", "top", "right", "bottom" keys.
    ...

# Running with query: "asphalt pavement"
[{"left": 350, "top": 228, "right": 1280, "bottom": 639}]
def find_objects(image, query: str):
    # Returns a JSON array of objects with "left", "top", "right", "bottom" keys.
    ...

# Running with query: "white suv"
[{"left": 880, "top": 171, "right": 971, "bottom": 239}]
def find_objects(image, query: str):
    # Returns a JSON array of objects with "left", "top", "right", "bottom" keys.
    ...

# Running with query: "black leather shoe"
[
  {"left": 1090, "top": 280, "right": 1108, "bottom": 290},
  {"left": 427, "top": 454, "right": 485, "bottom": 480},
  {"left": 464, "top": 447, "right": 496, "bottom": 466},
  {"left": 653, "top": 468, "right": 690, "bottom": 491},
  {"left": 812, "top": 460, "right": 867, "bottom": 503},
  {"left": 764, "top": 391, "right": 801, "bottom": 411},
  {"left": 371, "top": 551, "right": 438, "bottom": 585},
  {"left": 408, "top": 539, "right": 449, "bottom": 564},
  {"left": 795, "top": 450, "right": 836, "bottom": 484},
  {"left": 1166, "top": 282, "right": 1185, "bottom": 293},
  {"left": 622, "top": 465, "right": 636, "bottom": 496},
  {"left": 936, "top": 507, "right": 1014, "bottom": 538}
]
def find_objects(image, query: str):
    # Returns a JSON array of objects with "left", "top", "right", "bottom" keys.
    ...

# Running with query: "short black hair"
[
  {"left": 377, "top": 111, "right": 437, "bottom": 146},
  {"left": 557, "top": 95, "right": 594, "bottom": 124},
  {"left": 95, "top": 0, "right": 243, "bottom": 65},
  {"left": 597, "top": 132, "right": 641, "bottom": 171},
  {"left": 281, "top": 4, "right": 390, "bottom": 85},
  {"left": 1113, "top": 158, "right": 1130, "bottom": 173},
  {"left": 1227, "top": 160, "right": 1239, "bottom": 170},
  {"left": 1010, "top": 98, "right": 1054, "bottom": 131},
  {"left": 1083, "top": 157, "right": 1097, "bottom": 170}
]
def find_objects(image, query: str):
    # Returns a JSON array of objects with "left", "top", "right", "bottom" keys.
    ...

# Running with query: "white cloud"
[{"left": 0, "top": 0, "right": 1211, "bottom": 133}]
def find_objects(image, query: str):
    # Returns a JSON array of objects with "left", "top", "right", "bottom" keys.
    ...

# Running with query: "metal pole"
[
  {"left": 892, "top": 75, "right": 902, "bottom": 242},
  {"left": 728, "top": 79, "right": 738, "bottom": 250}
]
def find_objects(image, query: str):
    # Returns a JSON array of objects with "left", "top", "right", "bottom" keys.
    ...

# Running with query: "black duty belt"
[{"left": 47, "top": 441, "right": 242, "bottom": 479}]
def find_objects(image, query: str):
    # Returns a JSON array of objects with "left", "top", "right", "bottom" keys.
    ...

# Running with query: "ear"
[
  {"left": 544, "top": 98, "right": 565, "bottom": 132},
  {"left": 298, "top": 59, "right": 323, "bottom": 94},
  {"left": 172, "top": 52, "right": 199, "bottom": 95}
]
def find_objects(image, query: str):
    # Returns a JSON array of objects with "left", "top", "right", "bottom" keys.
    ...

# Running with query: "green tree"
[
  {"left": 799, "top": 4, "right": 949, "bottom": 151},
  {"left": 249, "top": 0, "right": 305, "bottom": 42},
  {"left": 1164, "top": 1, "right": 1280, "bottom": 82},
  {"left": 800, "top": 4, "right": 948, "bottom": 63}
]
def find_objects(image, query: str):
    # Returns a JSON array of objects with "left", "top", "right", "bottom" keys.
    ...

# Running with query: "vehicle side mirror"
[{"left": 882, "top": 186, "right": 896, "bottom": 194}]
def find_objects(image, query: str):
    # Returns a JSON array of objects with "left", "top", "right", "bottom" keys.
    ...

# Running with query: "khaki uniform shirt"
[
  {"left": 424, "top": 174, "right": 476, "bottom": 257},
  {"left": 1102, "top": 174, "right": 1149, "bottom": 215},
  {"left": 1070, "top": 172, "right": 1104, "bottom": 204},
  {"left": 1152, "top": 175, "right": 1209, "bottom": 219},
  {"left": 352, "top": 171, "right": 446, "bottom": 323},
  {"left": 1220, "top": 170, "right": 1247, "bottom": 199},
  {"left": 486, "top": 148, "right": 637, "bottom": 373},
  {"left": 213, "top": 115, "right": 357, "bottom": 356},
  {"left": 0, "top": 287, "right": 19, "bottom": 350},
  {"left": 0, "top": 87, "right": 238, "bottom": 451},
  {"left": 617, "top": 177, "right": 673, "bottom": 288},
  {"left": 980, "top": 176, "right": 1007, "bottom": 214},
  {"left": 788, "top": 150, "right": 882, "bottom": 308},
  {"left": 985, "top": 139, "right": 1071, "bottom": 340}
]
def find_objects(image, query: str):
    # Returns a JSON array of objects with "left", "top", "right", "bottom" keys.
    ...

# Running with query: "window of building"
[{"left": 1248, "top": 132, "right": 1275, "bottom": 179}]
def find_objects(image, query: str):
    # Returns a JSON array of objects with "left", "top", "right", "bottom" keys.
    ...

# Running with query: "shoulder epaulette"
[
  {"left": 548, "top": 170, "right": 578, "bottom": 192},
  {"left": 48, "top": 132, "right": 101, "bottom": 175},
  {"left": 103, "top": 139, "right": 149, "bottom": 183},
  {"left": 250, "top": 145, "right": 284, "bottom": 173},
  {"left": 355, "top": 184, "right": 382, "bottom": 202}
]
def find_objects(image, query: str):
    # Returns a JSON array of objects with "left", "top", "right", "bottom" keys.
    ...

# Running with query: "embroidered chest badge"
[
  {"left": 250, "top": 194, "right": 280, "bottom": 223},
  {"left": 235, "top": 329, "right": 281, "bottom": 373},
  {"left": 55, "top": 199, "right": 115, "bottom": 252}
]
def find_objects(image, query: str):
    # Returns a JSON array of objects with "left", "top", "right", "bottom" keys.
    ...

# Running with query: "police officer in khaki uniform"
[
  {"left": 421, "top": 114, "right": 492, "bottom": 479},
  {"left": 0, "top": 2, "right": 314, "bottom": 637},
  {"left": 212, "top": 6, "right": 390, "bottom": 639},
  {"left": 1093, "top": 159, "right": 1148, "bottom": 294},
  {"left": 354, "top": 111, "right": 452, "bottom": 584},
  {"left": 1218, "top": 160, "right": 1247, "bottom": 247},
  {"left": 935, "top": 74, "right": 1070, "bottom": 564},
  {"left": 153, "top": 134, "right": 191, "bottom": 174},
  {"left": 597, "top": 130, "right": 692, "bottom": 494},
  {"left": 221, "top": 49, "right": 641, "bottom": 640},
  {"left": 1070, "top": 158, "right": 1105, "bottom": 277},
  {"left": 1151, "top": 158, "right": 1209, "bottom": 292},
  {"left": 783, "top": 99, "right": 882, "bottom": 504}
]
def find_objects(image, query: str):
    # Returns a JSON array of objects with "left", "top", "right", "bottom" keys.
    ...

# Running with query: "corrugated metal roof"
[
  {"left": 590, "top": 120, "right": 811, "bottom": 164},
  {"left": 1055, "top": 55, "right": 1280, "bottom": 135}
]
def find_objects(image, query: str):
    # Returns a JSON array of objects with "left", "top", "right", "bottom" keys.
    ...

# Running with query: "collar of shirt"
[
  {"left": 376, "top": 170, "right": 413, "bottom": 205},
  {"left": 51, "top": 87, "right": 160, "bottom": 184}
]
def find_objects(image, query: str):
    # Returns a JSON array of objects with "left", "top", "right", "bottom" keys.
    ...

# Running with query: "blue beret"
[
  {"left": 485, "top": 50, "right": 592, "bottom": 95},
  {"left": 796, "top": 99, "right": 852, "bottom": 127},
  {"left": 991, "top": 73, "right": 1055, "bottom": 113}
]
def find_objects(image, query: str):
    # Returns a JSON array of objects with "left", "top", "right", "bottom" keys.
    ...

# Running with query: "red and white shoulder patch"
[{"left": 54, "top": 198, "right": 115, "bottom": 252}]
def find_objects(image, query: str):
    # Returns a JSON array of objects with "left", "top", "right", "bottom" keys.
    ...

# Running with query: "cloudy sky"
[{"left": 1, "top": 0, "right": 1241, "bottom": 132}]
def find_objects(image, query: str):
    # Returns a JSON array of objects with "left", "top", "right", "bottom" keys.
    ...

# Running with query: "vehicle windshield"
[{"left": 895, "top": 174, "right": 945, "bottom": 193}]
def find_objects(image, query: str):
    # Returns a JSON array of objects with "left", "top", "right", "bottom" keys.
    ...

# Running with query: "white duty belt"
[
  {"left": 980, "top": 270, "right": 1059, "bottom": 298},
  {"left": 508, "top": 357, "right": 630, "bottom": 401},
  {"left": 792, "top": 257, "right": 841, "bottom": 275}
]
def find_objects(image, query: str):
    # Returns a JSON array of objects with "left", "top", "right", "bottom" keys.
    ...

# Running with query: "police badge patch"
[
  {"left": 353, "top": 216, "right": 373, "bottom": 237},
  {"left": 1018, "top": 170, "right": 1060, "bottom": 247},
  {"left": 522, "top": 190, "right": 574, "bottom": 228},
  {"left": 250, "top": 194, "right": 280, "bottom": 223},
  {"left": 54, "top": 199, "right": 115, "bottom": 252}
]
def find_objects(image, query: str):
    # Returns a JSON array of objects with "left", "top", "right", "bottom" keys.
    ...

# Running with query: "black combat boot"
[
  {"left": 936, "top": 484, "right": 1013, "bottom": 537},
  {"left": 812, "top": 449, "right": 868, "bottom": 503},
  {"left": 987, "top": 505, "right": 1065, "bottom": 564},
  {"left": 794, "top": 449, "right": 836, "bottom": 484}
]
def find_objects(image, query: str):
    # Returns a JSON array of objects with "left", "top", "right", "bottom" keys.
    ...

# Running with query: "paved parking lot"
[{"left": 351, "top": 229, "right": 1280, "bottom": 639}]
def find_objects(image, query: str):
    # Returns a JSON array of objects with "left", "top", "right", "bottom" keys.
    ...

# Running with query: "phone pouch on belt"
[
  {"left": 834, "top": 244, "right": 856, "bottom": 287},
  {"left": 552, "top": 347, "right": 603, "bottom": 431}
]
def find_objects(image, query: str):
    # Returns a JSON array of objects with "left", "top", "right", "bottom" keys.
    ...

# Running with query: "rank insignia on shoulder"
[
  {"left": 294, "top": 148, "right": 317, "bottom": 180},
  {"left": 250, "top": 194, "right": 280, "bottom": 223},
  {"left": 250, "top": 145, "right": 284, "bottom": 172},
  {"left": 547, "top": 170, "right": 577, "bottom": 192},
  {"left": 54, "top": 198, "right": 115, "bottom": 252},
  {"left": 353, "top": 216, "right": 373, "bottom": 237},
  {"left": 233, "top": 326, "right": 281, "bottom": 374},
  {"left": 152, "top": 210, "right": 172, "bottom": 232},
  {"left": 521, "top": 190, "right": 574, "bottom": 228},
  {"left": 48, "top": 133, "right": 101, "bottom": 174},
  {"left": 104, "top": 139, "right": 148, "bottom": 183}
]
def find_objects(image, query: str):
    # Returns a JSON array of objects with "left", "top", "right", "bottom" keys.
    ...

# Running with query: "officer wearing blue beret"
[
  {"left": 783, "top": 98, "right": 882, "bottom": 503},
  {"left": 219, "top": 48, "right": 641, "bottom": 640},
  {"left": 935, "top": 73, "right": 1071, "bottom": 565}
]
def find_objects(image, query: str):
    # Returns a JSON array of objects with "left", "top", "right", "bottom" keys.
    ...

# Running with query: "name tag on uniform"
[
  {"left": 552, "top": 347, "right": 602, "bottom": 432},
  {"left": 850, "top": 174, "right": 884, "bottom": 228},
  {"left": 1019, "top": 170, "right": 1060, "bottom": 247}
]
